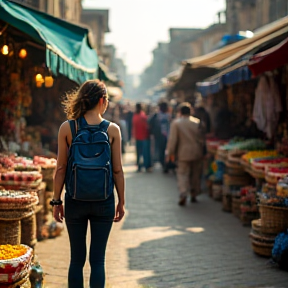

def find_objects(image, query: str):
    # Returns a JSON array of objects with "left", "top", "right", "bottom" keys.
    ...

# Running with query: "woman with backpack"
[{"left": 51, "top": 79, "right": 125, "bottom": 288}]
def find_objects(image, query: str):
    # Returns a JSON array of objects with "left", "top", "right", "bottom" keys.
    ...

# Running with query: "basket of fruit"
[
  {"left": 0, "top": 244, "right": 33, "bottom": 284},
  {"left": 34, "top": 156, "right": 56, "bottom": 181},
  {"left": 0, "top": 171, "right": 42, "bottom": 190},
  {"left": 0, "top": 190, "right": 39, "bottom": 210}
]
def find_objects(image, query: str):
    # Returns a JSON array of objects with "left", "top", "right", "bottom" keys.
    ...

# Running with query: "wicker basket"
[
  {"left": 21, "top": 212, "right": 37, "bottom": 248},
  {"left": 251, "top": 239, "right": 273, "bottom": 257},
  {"left": 249, "top": 231, "right": 275, "bottom": 244},
  {"left": 265, "top": 174, "right": 279, "bottom": 185},
  {"left": 44, "top": 191, "right": 54, "bottom": 215},
  {"left": 0, "top": 220, "right": 21, "bottom": 245},
  {"left": 41, "top": 167, "right": 55, "bottom": 181},
  {"left": 0, "top": 197, "right": 38, "bottom": 211},
  {"left": 222, "top": 194, "right": 232, "bottom": 212},
  {"left": 34, "top": 205, "right": 44, "bottom": 241},
  {"left": 45, "top": 179, "right": 53, "bottom": 191},
  {"left": 259, "top": 204, "right": 288, "bottom": 232},
  {"left": 225, "top": 165, "right": 246, "bottom": 176},
  {"left": 0, "top": 245, "right": 33, "bottom": 285},
  {"left": 0, "top": 208, "right": 34, "bottom": 221},
  {"left": 252, "top": 219, "right": 281, "bottom": 235},
  {"left": 223, "top": 174, "right": 252, "bottom": 186},
  {"left": 232, "top": 197, "right": 241, "bottom": 218},
  {"left": 35, "top": 182, "right": 46, "bottom": 207}
]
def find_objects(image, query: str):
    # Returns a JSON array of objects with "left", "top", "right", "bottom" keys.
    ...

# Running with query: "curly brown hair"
[{"left": 62, "top": 79, "right": 108, "bottom": 119}]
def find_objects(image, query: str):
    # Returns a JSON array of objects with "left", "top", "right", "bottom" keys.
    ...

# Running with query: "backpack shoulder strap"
[
  {"left": 68, "top": 120, "right": 77, "bottom": 140},
  {"left": 99, "top": 120, "right": 110, "bottom": 132}
]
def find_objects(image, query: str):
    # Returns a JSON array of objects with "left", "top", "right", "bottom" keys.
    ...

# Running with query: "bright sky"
[{"left": 83, "top": 0, "right": 226, "bottom": 75}]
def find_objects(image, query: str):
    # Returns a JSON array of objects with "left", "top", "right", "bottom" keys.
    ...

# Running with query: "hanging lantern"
[
  {"left": 19, "top": 49, "right": 27, "bottom": 59},
  {"left": 44, "top": 76, "right": 54, "bottom": 88},
  {"left": 1, "top": 45, "right": 9, "bottom": 55},
  {"left": 35, "top": 74, "right": 44, "bottom": 87}
]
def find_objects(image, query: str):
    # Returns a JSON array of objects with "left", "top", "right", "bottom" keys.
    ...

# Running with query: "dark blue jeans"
[
  {"left": 65, "top": 193, "right": 115, "bottom": 288},
  {"left": 136, "top": 139, "right": 151, "bottom": 170}
]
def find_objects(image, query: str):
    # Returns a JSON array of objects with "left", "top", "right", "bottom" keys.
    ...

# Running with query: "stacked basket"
[
  {"left": 250, "top": 219, "right": 277, "bottom": 257},
  {"left": 222, "top": 151, "right": 248, "bottom": 212},
  {"left": 250, "top": 205, "right": 288, "bottom": 257},
  {"left": 0, "top": 190, "right": 39, "bottom": 247}
]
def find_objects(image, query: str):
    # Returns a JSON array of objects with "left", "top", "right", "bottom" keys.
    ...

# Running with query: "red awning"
[{"left": 248, "top": 37, "right": 288, "bottom": 77}]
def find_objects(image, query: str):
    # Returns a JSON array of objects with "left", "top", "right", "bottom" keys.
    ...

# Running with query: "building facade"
[
  {"left": 226, "top": 0, "right": 288, "bottom": 34},
  {"left": 12, "top": 0, "right": 82, "bottom": 22},
  {"left": 81, "top": 9, "right": 110, "bottom": 55}
]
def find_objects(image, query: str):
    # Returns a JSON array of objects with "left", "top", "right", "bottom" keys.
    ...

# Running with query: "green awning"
[
  {"left": 98, "top": 62, "right": 119, "bottom": 84},
  {"left": 0, "top": 0, "right": 98, "bottom": 84}
]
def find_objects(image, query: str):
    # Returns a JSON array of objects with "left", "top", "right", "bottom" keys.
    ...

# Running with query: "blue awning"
[
  {"left": 0, "top": 0, "right": 98, "bottom": 84},
  {"left": 196, "top": 61, "right": 251, "bottom": 97}
]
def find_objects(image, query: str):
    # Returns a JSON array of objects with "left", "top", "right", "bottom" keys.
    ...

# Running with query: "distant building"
[
  {"left": 12, "top": 0, "right": 82, "bottom": 23},
  {"left": 226, "top": 0, "right": 288, "bottom": 34},
  {"left": 81, "top": 9, "right": 110, "bottom": 55}
]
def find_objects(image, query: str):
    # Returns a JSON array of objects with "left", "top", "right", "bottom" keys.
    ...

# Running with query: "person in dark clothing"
[
  {"left": 193, "top": 97, "right": 211, "bottom": 134},
  {"left": 148, "top": 101, "right": 171, "bottom": 172}
]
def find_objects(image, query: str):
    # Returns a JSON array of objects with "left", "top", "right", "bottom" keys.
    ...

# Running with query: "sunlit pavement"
[{"left": 36, "top": 146, "right": 287, "bottom": 288}]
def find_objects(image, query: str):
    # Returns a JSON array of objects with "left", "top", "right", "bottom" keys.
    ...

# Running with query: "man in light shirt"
[{"left": 166, "top": 102, "right": 204, "bottom": 206}]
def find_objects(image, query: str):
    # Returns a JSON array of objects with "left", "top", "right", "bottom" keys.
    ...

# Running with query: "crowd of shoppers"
[{"left": 110, "top": 98, "right": 209, "bottom": 206}]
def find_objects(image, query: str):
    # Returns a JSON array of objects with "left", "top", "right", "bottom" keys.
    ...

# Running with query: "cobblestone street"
[{"left": 36, "top": 147, "right": 288, "bottom": 288}]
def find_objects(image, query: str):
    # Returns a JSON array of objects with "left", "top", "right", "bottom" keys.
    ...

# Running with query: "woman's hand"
[
  {"left": 114, "top": 202, "right": 125, "bottom": 222},
  {"left": 53, "top": 205, "right": 64, "bottom": 223}
]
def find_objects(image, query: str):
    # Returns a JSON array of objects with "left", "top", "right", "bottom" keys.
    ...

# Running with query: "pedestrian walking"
[
  {"left": 132, "top": 103, "right": 152, "bottom": 172},
  {"left": 149, "top": 100, "right": 171, "bottom": 173},
  {"left": 52, "top": 79, "right": 125, "bottom": 288},
  {"left": 166, "top": 102, "right": 204, "bottom": 206}
]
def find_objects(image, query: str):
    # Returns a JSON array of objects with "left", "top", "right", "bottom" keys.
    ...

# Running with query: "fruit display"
[
  {"left": 265, "top": 167, "right": 288, "bottom": 184},
  {"left": 33, "top": 156, "right": 56, "bottom": 169},
  {"left": 0, "top": 190, "right": 38, "bottom": 208},
  {"left": 276, "top": 177, "right": 288, "bottom": 198},
  {"left": 0, "top": 244, "right": 33, "bottom": 284},
  {"left": 241, "top": 150, "right": 279, "bottom": 163},
  {"left": 206, "top": 138, "right": 229, "bottom": 154},
  {"left": 218, "top": 139, "right": 266, "bottom": 152},
  {"left": 0, "top": 155, "right": 40, "bottom": 172},
  {"left": 240, "top": 186, "right": 259, "bottom": 225},
  {"left": 0, "top": 244, "right": 27, "bottom": 260},
  {"left": 0, "top": 171, "right": 42, "bottom": 189},
  {"left": 251, "top": 157, "right": 288, "bottom": 171}
]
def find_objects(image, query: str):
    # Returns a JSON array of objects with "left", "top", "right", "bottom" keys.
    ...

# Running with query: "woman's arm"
[
  {"left": 109, "top": 123, "right": 125, "bottom": 222},
  {"left": 52, "top": 121, "right": 70, "bottom": 222}
]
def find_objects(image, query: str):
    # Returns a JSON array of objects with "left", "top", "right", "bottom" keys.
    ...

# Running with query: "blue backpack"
[{"left": 65, "top": 116, "right": 114, "bottom": 201}]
